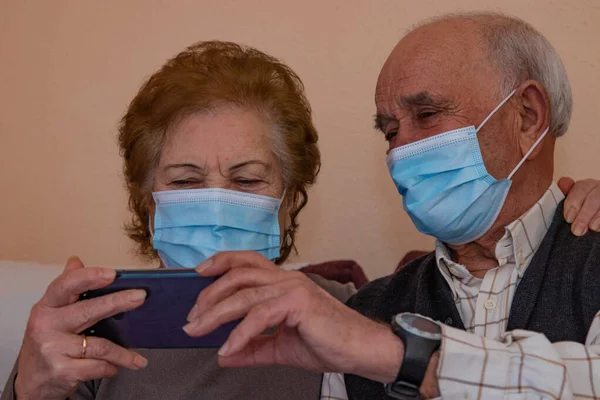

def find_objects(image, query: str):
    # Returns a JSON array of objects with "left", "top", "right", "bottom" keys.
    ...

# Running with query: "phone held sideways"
[{"left": 79, "top": 269, "right": 238, "bottom": 349}]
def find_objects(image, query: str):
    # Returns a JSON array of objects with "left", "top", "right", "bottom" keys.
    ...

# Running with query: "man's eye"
[
  {"left": 417, "top": 111, "right": 438, "bottom": 120},
  {"left": 385, "top": 131, "right": 398, "bottom": 142}
]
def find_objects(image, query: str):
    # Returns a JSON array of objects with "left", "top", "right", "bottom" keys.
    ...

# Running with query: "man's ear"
[{"left": 516, "top": 80, "right": 552, "bottom": 160}]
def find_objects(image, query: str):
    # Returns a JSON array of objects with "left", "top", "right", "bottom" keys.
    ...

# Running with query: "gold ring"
[{"left": 80, "top": 334, "right": 88, "bottom": 359}]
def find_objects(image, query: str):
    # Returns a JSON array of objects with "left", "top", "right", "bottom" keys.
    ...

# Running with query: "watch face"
[{"left": 397, "top": 313, "right": 442, "bottom": 340}]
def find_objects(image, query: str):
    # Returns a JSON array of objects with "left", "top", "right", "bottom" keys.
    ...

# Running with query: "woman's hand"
[
  {"left": 15, "top": 257, "right": 148, "bottom": 400},
  {"left": 184, "top": 251, "right": 404, "bottom": 384},
  {"left": 559, "top": 177, "right": 600, "bottom": 235}
]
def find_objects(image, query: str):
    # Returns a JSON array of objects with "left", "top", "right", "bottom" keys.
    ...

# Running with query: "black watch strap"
[
  {"left": 385, "top": 314, "right": 442, "bottom": 399},
  {"left": 384, "top": 349, "right": 429, "bottom": 399}
]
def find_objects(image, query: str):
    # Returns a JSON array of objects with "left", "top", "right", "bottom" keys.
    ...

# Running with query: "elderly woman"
[
  {"left": 3, "top": 40, "right": 600, "bottom": 400},
  {"left": 5, "top": 41, "right": 348, "bottom": 400}
]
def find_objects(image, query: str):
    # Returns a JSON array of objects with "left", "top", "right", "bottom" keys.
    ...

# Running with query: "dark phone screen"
[{"left": 79, "top": 269, "right": 238, "bottom": 349}]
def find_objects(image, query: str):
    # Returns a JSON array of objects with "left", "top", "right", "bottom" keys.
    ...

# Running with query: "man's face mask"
[{"left": 386, "top": 89, "right": 549, "bottom": 245}]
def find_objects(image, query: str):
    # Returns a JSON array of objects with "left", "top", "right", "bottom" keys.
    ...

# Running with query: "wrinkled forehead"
[{"left": 375, "top": 21, "right": 498, "bottom": 111}]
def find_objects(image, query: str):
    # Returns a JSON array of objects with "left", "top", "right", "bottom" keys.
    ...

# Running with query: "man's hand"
[
  {"left": 183, "top": 251, "right": 404, "bottom": 384},
  {"left": 559, "top": 177, "right": 600, "bottom": 236}
]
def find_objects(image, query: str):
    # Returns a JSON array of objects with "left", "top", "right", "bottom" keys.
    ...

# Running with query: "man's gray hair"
[{"left": 414, "top": 12, "right": 573, "bottom": 137}]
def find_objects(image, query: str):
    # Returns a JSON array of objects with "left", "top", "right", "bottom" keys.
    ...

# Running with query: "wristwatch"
[{"left": 384, "top": 313, "right": 442, "bottom": 399}]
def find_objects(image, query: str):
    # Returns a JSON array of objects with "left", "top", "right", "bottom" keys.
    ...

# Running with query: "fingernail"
[
  {"left": 129, "top": 289, "right": 147, "bottom": 302},
  {"left": 134, "top": 354, "right": 148, "bottom": 369},
  {"left": 565, "top": 207, "right": 577, "bottom": 224},
  {"left": 67, "top": 255, "right": 80, "bottom": 263},
  {"left": 218, "top": 340, "right": 230, "bottom": 356},
  {"left": 573, "top": 223, "right": 587, "bottom": 237},
  {"left": 195, "top": 258, "right": 213, "bottom": 274},
  {"left": 591, "top": 218, "right": 600, "bottom": 232},
  {"left": 186, "top": 304, "right": 199, "bottom": 322},
  {"left": 182, "top": 322, "right": 195, "bottom": 335},
  {"left": 101, "top": 268, "right": 116, "bottom": 280}
]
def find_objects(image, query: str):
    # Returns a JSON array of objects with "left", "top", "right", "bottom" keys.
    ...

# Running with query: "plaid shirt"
[{"left": 321, "top": 183, "right": 600, "bottom": 399}]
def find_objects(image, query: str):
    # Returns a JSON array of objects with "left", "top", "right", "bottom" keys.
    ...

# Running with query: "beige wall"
[{"left": 0, "top": 0, "right": 598, "bottom": 279}]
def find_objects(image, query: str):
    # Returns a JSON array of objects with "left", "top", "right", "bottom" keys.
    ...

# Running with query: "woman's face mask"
[{"left": 151, "top": 188, "right": 284, "bottom": 268}]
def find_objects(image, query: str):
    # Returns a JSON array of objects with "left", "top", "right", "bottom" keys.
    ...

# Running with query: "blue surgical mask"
[
  {"left": 151, "top": 188, "right": 283, "bottom": 268},
  {"left": 386, "top": 89, "right": 549, "bottom": 245}
]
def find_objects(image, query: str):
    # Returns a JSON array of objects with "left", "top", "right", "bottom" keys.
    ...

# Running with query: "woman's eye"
[
  {"left": 237, "top": 179, "right": 261, "bottom": 186},
  {"left": 172, "top": 179, "right": 193, "bottom": 186},
  {"left": 385, "top": 131, "right": 398, "bottom": 142},
  {"left": 417, "top": 110, "right": 438, "bottom": 120}
]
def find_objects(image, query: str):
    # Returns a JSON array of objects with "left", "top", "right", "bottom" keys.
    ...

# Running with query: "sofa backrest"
[{"left": 0, "top": 261, "right": 66, "bottom": 392}]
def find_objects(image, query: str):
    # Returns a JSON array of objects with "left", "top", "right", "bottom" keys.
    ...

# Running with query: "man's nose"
[{"left": 387, "top": 132, "right": 412, "bottom": 154}]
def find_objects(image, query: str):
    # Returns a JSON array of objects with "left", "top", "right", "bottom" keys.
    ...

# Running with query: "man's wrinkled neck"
[
  {"left": 446, "top": 174, "right": 551, "bottom": 278},
  {"left": 446, "top": 226, "right": 506, "bottom": 279}
]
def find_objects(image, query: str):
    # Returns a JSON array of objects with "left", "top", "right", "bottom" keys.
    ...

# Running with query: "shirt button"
[
  {"left": 444, "top": 317, "right": 453, "bottom": 325},
  {"left": 484, "top": 298, "right": 496, "bottom": 310}
]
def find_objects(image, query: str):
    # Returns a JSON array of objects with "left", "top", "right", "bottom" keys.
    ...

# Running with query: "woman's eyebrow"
[
  {"left": 229, "top": 160, "right": 271, "bottom": 171},
  {"left": 166, "top": 163, "right": 203, "bottom": 171}
]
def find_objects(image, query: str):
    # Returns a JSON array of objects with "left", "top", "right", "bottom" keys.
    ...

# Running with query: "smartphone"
[{"left": 78, "top": 269, "right": 238, "bottom": 349}]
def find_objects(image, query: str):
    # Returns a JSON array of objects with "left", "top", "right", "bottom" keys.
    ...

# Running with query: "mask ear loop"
[
  {"left": 507, "top": 127, "right": 549, "bottom": 179},
  {"left": 148, "top": 214, "right": 155, "bottom": 238},
  {"left": 272, "top": 188, "right": 292, "bottom": 265},
  {"left": 278, "top": 188, "right": 288, "bottom": 244},
  {"left": 476, "top": 89, "right": 517, "bottom": 133},
  {"left": 473, "top": 88, "right": 548, "bottom": 179},
  {"left": 280, "top": 188, "right": 287, "bottom": 203}
]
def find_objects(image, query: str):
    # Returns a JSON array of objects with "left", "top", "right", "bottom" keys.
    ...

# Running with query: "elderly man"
[{"left": 187, "top": 12, "right": 600, "bottom": 399}]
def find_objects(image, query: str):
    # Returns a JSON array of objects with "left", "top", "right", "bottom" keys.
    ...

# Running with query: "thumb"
[
  {"left": 218, "top": 335, "right": 279, "bottom": 368},
  {"left": 63, "top": 255, "right": 85, "bottom": 273},
  {"left": 557, "top": 176, "right": 575, "bottom": 195}
]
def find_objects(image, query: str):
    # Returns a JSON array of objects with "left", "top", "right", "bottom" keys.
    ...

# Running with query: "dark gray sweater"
[{"left": 344, "top": 201, "right": 600, "bottom": 399}]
